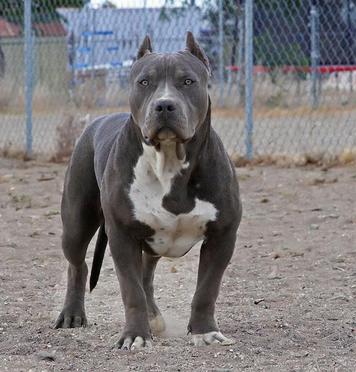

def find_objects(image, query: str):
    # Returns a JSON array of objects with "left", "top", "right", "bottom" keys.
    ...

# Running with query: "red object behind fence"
[{"left": 226, "top": 65, "right": 356, "bottom": 74}]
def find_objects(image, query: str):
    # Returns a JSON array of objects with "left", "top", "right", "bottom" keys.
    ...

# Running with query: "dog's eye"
[
  {"left": 184, "top": 79, "right": 193, "bottom": 86},
  {"left": 139, "top": 79, "right": 149, "bottom": 86}
]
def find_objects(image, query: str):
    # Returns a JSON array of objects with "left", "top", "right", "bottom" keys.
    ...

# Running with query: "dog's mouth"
[{"left": 142, "top": 127, "right": 190, "bottom": 160}]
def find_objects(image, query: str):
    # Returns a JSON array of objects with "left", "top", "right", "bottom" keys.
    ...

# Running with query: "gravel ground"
[{"left": 0, "top": 158, "right": 355, "bottom": 371}]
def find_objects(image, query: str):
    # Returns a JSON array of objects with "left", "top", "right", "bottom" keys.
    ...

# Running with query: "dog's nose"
[{"left": 154, "top": 99, "right": 176, "bottom": 113}]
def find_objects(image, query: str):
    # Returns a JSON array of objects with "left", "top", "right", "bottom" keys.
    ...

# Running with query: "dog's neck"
[
  {"left": 184, "top": 101, "right": 212, "bottom": 168},
  {"left": 141, "top": 141, "right": 189, "bottom": 194}
]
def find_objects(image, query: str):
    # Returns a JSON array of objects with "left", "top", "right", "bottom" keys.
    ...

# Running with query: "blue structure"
[{"left": 58, "top": 7, "right": 202, "bottom": 75}]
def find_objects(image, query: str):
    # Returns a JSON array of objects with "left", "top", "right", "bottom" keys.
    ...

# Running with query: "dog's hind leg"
[
  {"left": 55, "top": 213, "right": 100, "bottom": 328},
  {"left": 142, "top": 253, "right": 166, "bottom": 334},
  {"left": 55, "top": 146, "right": 101, "bottom": 329}
]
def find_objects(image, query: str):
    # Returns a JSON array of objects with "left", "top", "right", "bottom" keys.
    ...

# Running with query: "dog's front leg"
[
  {"left": 108, "top": 225, "right": 152, "bottom": 350},
  {"left": 188, "top": 226, "right": 237, "bottom": 346}
]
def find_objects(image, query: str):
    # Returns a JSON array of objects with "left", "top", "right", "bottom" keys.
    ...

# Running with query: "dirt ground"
[{"left": 0, "top": 158, "right": 355, "bottom": 372}]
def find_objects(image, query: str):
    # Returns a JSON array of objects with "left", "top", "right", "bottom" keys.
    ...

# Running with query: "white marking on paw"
[
  {"left": 149, "top": 314, "right": 166, "bottom": 334},
  {"left": 122, "top": 337, "right": 133, "bottom": 350},
  {"left": 129, "top": 142, "right": 217, "bottom": 258},
  {"left": 120, "top": 336, "right": 152, "bottom": 351},
  {"left": 130, "top": 336, "right": 145, "bottom": 350},
  {"left": 191, "top": 331, "right": 236, "bottom": 347}
]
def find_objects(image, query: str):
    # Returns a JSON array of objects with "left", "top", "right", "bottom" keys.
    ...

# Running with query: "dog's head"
[{"left": 129, "top": 32, "right": 211, "bottom": 152}]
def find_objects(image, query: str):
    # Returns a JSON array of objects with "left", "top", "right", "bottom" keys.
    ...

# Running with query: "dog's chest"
[{"left": 129, "top": 144, "right": 217, "bottom": 257}]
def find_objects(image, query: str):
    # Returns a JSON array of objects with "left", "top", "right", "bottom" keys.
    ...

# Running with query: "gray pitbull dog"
[{"left": 55, "top": 32, "right": 242, "bottom": 350}]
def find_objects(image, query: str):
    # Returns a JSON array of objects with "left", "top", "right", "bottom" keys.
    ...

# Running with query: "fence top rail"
[{"left": 226, "top": 65, "right": 356, "bottom": 74}]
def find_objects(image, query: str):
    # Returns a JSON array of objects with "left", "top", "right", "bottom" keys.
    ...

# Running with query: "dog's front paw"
[
  {"left": 191, "top": 331, "right": 235, "bottom": 347},
  {"left": 54, "top": 305, "right": 87, "bottom": 329},
  {"left": 115, "top": 331, "right": 152, "bottom": 351}
]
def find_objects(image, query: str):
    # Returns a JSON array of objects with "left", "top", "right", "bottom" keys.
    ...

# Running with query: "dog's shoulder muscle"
[{"left": 85, "top": 113, "right": 131, "bottom": 185}]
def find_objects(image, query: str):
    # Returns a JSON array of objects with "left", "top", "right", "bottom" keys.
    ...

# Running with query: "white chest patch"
[{"left": 129, "top": 142, "right": 217, "bottom": 258}]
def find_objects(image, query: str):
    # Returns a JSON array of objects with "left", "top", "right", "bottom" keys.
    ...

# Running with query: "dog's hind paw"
[{"left": 191, "top": 331, "right": 235, "bottom": 347}]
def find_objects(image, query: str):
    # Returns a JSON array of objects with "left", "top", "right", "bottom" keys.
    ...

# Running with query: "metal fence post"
[
  {"left": 310, "top": 5, "right": 320, "bottom": 109},
  {"left": 24, "top": 0, "right": 33, "bottom": 157},
  {"left": 218, "top": 0, "right": 224, "bottom": 106},
  {"left": 143, "top": 0, "right": 148, "bottom": 36},
  {"left": 87, "top": 8, "right": 94, "bottom": 85},
  {"left": 245, "top": 0, "right": 254, "bottom": 160},
  {"left": 237, "top": 7, "right": 244, "bottom": 105}
]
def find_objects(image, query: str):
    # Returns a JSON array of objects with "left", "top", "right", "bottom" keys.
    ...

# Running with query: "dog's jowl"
[{"left": 55, "top": 32, "right": 242, "bottom": 350}]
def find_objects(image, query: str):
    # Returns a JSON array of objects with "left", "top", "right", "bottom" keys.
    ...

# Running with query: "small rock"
[
  {"left": 29, "top": 231, "right": 40, "bottom": 238},
  {"left": 290, "top": 251, "right": 304, "bottom": 257},
  {"left": 310, "top": 177, "right": 325, "bottom": 185},
  {"left": 332, "top": 256, "right": 345, "bottom": 263},
  {"left": 310, "top": 224, "right": 319, "bottom": 230},
  {"left": 320, "top": 214, "right": 340, "bottom": 220},
  {"left": 327, "top": 214, "right": 339, "bottom": 219},
  {"left": 327, "top": 177, "right": 338, "bottom": 184},
  {"left": 268, "top": 265, "right": 282, "bottom": 280},
  {"left": 170, "top": 266, "right": 177, "bottom": 273},
  {"left": 293, "top": 351, "right": 309, "bottom": 358},
  {"left": 45, "top": 210, "right": 60, "bottom": 217},
  {"left": 37, "top": 175, "right": 55, "bottom": 182},
  {"left": 37, "top": 351, "right": 56, "bottom": 362}
]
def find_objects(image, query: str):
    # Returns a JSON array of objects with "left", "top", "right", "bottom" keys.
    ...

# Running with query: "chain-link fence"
[
  {"left": 0, "top": 0, "right": 355, "bottom": 161},
  {"left": 249, "top": 0, "right": 356, "bottom": 160}
]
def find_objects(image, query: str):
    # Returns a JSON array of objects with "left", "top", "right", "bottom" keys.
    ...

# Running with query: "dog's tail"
[{"left": 89, "top": 223, "right": 108, "bottom": 292}]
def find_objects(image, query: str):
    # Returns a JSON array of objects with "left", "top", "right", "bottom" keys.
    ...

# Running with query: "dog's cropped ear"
[
  {"left": 185, "top": 31, "right": 211, "bottom": 76},
  {"left": 137, "top": 35, "right": 153, "bottom": 59}
]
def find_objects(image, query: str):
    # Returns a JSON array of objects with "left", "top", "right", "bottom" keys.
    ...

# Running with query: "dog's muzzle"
[
  {"left": 142, "top": 126, "right": 186, "bottom": 145},
  {"left": 142, "top": 126, "right": 188, "bottom": 161}
]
